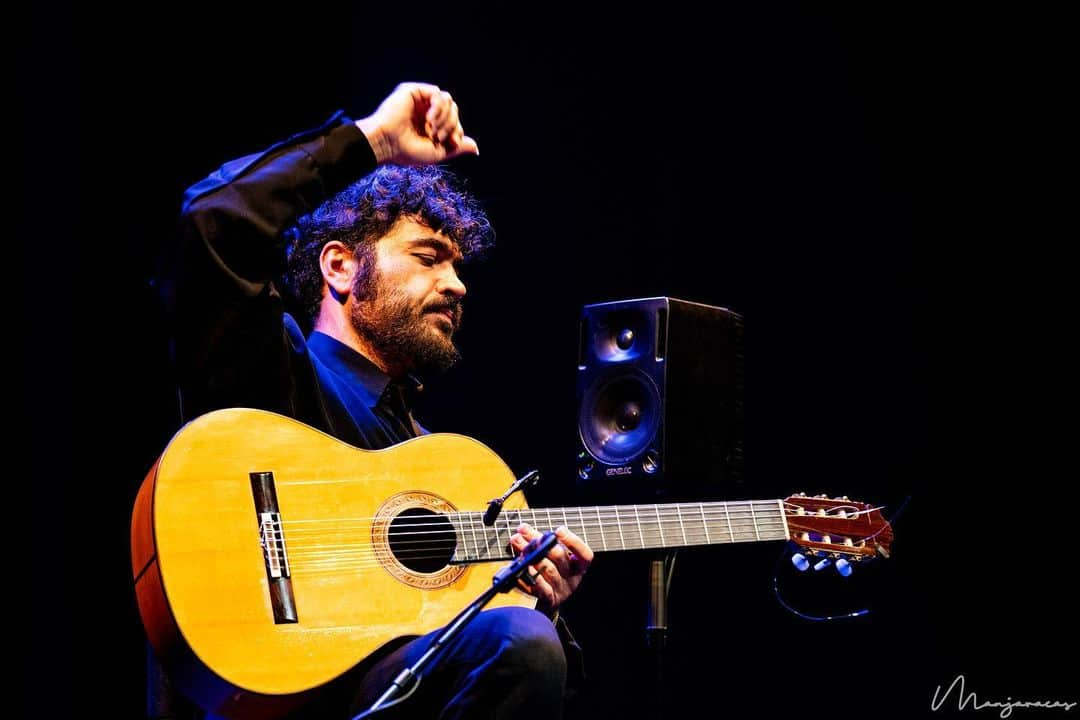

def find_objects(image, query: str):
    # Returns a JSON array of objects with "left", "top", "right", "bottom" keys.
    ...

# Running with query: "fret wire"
[
  {"left": 484, "top": 512, "right": 493, "bottom": 559},
  {"left": 451, "top": 513, "right": 463, "bottom": 561},
  {"left": 503, "top": 512, "right": 514, "bottom": 558},
  {"left": 482, "top": 513, "right": 491, "bottom": 560},
  {"left": 463, "top": 512, "right": 471, "bottom": 561},
  {"left": 595, "top": 506, "right": 608, "bottom": 551},
  {"left": 615, "top": 506, "right": 626, "bottom": 549},
  {"left": 485, "top": 513, "right": 496, "bottom": 559},
  {"left": 453, "top": 513, "right": 464, "bottom": 561},
  {"left": 464, "top": 513, "right": 473, "bottom": 561},
  {"left": 676, "top": 505, "right": 688, "bottom": 546},
  {"left": 493, "top": 513, "right": 505, "bottom": 560},
  {"left": 472, "top": 514, "right": 481, "bottom": 560},
  {"left": 456, "top": 513, "right": 467, "bottom": 561},
  {"left": 478, "top": 512, "right": 489, "bottom": 559},
  {"left": 505, "top": 512, "right": 514, "bottom": 560},
  {"left": 479, "top": 513, "right": 488, "bottom": 560},
  {"left": 473, "top": 511, "right": 486, "bottom": 561},
  {"left": 472, "top": 513, "right": 480, "bottom": 560}
]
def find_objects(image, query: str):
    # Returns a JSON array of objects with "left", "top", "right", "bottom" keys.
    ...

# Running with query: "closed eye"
[{"left": 413, "top": 254, "right": 437, "bottom": 267}]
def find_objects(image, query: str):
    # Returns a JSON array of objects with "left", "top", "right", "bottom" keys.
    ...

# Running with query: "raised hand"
[{"left": 355, "top": 82, "right": 479, "bottom": 165}]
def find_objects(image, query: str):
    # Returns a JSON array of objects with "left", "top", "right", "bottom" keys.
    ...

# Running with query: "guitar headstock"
[{"left": 783, "top": 494, "right": 894, "bottom": 563}]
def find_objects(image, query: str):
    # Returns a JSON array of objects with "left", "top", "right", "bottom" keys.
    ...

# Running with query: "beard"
[{"left": 349, "top": 268, "right": 463, "bottom": 375}]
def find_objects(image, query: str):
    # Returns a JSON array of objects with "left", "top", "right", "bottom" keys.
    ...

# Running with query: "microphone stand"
[
  {"left": 645, "top": 552, "right": 675, "bottom": 720},
  {"left": 352, "top": 531, "right": 559, "bottom": 720}
]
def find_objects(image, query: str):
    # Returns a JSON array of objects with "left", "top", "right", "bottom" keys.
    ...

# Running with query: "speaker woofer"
[{"left": 578, "top": 367, "right": 661, "bottom": 465}]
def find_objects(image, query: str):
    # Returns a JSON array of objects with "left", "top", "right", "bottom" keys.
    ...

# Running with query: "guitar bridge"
[
  {"left": 251, "top": 472, "right": 298, "bottom": 624},
  {"left": 259, "top": 512, "right": 290, "bottom": 579}
]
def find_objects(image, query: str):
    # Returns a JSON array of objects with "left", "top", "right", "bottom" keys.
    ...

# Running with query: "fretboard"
[{"left": 449, "top": 500, "right": 789, "bottom": 563}]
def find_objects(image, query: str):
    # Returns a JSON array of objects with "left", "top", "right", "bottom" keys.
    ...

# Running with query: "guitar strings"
[
  {"left": 278, "top": 507, "right": 789, "bottom": 542},
  {"left": 280, "top": 508, "right": 792, "bottom": 572},
  {"left": 273, "top": 504, "right": 880, "bottom": 538},
  {"left": 234, "top": 501, "right": 886, "bottom": 574},
  {"left": 286, "top": 534, "right": 800, "bottom": 573},
  {"left": 275, "top": 509, "right": 872, "bottom": 542},
  {"left": 285, "top": 533, "right": 791, "bottom": 573},
  {"left": 280, "top": 519, "right": 790, "bottom": 557},
  {"left": 274, "top": 500, "right": 808, "bottom": 525},
  {"left": 276, "top": 506, "right": 881, "bottom": 533},
  {"left": 286, "top": 533, "right": 798, "bottom": 574}
]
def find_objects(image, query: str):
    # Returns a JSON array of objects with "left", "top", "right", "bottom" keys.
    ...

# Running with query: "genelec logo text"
[{"left": 605, "top": 466, "right": 633, "bottom": 476}]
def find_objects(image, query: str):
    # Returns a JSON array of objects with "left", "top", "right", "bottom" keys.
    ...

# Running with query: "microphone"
[{"left": 492, "top": 531, "right": 558, "bottom": 589}]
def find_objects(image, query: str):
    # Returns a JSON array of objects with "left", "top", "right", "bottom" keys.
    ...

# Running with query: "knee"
[{"left": 480, "top": 607, "right": 566, "bottom": 682}]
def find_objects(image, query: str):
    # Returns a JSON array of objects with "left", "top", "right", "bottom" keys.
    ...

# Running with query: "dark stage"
[{"left": 19, "top": 4, "right": 1076, "bottom": 719}]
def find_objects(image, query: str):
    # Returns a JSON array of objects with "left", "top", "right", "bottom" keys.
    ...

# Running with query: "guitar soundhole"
[{"left": 388, "top": 509, "right": 456, "bottom": 574}]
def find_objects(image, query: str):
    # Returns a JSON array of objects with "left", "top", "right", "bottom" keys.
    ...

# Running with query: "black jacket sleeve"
[{"left": 158, "top": 113, "right": 377, "bottom": 421}]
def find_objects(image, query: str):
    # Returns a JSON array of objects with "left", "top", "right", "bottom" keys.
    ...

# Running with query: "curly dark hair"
[{"left": 285, "top": 165, "right": 494, "bottom": 320}]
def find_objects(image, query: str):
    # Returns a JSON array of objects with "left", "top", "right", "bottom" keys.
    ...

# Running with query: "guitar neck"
[{"left": 451, "top": 500, "right": 790, "bottom": 564}]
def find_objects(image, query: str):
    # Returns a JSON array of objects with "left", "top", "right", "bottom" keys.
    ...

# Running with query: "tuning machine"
[{"left": 792, "top": 551, "right": 854, "bottom": 577}]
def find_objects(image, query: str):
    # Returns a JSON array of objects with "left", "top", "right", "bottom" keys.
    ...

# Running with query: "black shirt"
[{"left": 306, "top": 330, "right": 426, "bottom": 443}]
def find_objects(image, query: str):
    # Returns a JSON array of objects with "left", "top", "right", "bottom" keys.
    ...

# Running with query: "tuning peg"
[
  {"left": 835, "top": 558, "right": 852, "bottom": 577},
  {"left": 791, "top": 553, "right": 810, "bottom": 572},
  {"left": 813, "top": 557, "right": 831, "bottom": 572}
]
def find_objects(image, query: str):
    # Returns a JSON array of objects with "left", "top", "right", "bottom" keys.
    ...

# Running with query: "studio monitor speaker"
[{"left": 576, "top": 297, "right": 744, "bottom": 502}]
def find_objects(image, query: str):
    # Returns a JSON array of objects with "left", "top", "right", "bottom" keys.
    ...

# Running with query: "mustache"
[{"left": 424, "top": 298, "right": 463, "bottom": 323}]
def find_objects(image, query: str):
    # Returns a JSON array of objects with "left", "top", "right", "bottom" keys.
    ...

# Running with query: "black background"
[{"left": 19, "top": 3, "right": 1076, "bottom": 719}]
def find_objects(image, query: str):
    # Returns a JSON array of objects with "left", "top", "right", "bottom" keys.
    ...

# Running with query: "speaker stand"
[{"left": 645, "top": 552, "right": 675, "bottom": 718}]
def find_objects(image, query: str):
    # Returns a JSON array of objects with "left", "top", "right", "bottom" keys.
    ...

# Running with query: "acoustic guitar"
[{"left": 132, "top": 407, "right": 893, "bottom": 719}]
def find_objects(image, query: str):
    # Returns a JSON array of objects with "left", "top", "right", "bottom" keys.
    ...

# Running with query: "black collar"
[{"left": 307, "top": 331, "right": 423, "bottom": 409}]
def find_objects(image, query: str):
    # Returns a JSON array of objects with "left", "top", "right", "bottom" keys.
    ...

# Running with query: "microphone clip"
[{"left": 483, "top": 470, "right": 540, "bottom": 526}]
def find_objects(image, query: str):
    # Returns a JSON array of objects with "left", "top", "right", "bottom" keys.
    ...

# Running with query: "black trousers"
[{"left": 344, "top": 606, "right": 567, "bottom": 719}]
